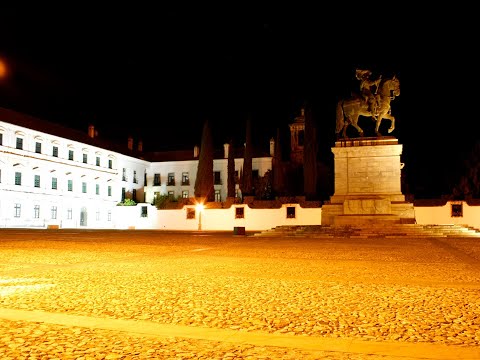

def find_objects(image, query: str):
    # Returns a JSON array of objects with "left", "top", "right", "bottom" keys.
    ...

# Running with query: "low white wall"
[
  {"left": 414, "top": 201, "right": 480, "bottom": 229},
  {"left": 157, "top": 207, "right": 199, "bottom": 231},
  {"left": 113, "top": 203, "right": 322, "bottom": 231},
  {"left": 112, "top": 203, "right": 157, "bottom": 229},
  {"left": 112, "top": 201, "right": 480, "bottom": 231},
  {"left": 159, "top": 204, "right": 322, "bottom": 231}
]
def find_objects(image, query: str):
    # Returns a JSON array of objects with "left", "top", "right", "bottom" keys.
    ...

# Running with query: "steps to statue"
[{"left": 253, "top": 224, "right": 480, "bottom": 239}]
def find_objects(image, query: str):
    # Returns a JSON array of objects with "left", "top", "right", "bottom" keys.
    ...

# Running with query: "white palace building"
[{"left": 0, "top": 107, "right": 273, "bottom": 229}]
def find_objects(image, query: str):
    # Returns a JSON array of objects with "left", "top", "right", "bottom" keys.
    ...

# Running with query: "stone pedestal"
[{"left": 322, "top": 137, "right": 415, "bottom": 225}]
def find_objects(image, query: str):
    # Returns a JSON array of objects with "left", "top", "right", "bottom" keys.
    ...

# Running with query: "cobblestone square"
[{"left": 1, "top": 229, "right": 479, "bottom": 359}]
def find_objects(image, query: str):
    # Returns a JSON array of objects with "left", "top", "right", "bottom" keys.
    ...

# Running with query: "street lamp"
[{"left": 196, "top": 203, "right": 204, "bottom": 231}]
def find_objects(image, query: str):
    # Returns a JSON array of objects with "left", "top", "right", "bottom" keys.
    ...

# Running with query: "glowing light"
[
  {"left": 196, "top": 202, "right": 204, "bottom": 231},
  {"left": 0, "top": 58, "right": 7, "bottom": 78}
]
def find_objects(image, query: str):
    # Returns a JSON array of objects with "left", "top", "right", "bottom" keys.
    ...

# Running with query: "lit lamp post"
[{"left": 196, "top": 203, "right": 204, "bottom": 231}]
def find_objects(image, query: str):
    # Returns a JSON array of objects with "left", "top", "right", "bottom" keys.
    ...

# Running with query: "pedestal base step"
[{"left": 333, "top": 214, "right": 413, "bottom": 226}]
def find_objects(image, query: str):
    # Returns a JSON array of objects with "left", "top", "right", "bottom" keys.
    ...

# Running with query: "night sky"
[{"left": 0, "top": 5, "right": 478, "bottom": 198}]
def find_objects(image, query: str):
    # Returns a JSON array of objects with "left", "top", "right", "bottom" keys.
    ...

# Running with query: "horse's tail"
[{"left": 335, "top": 100, "right": 345, "bottom": 134}]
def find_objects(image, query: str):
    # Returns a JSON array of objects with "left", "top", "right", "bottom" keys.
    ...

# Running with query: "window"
[
  {"left": 68, "top": 179, "right": 73, "bottom": 192},
  {"left": 182, "top": 190, "right": 189, "bottom": 198},
  {"left": 96, "top": 183, "right": 100, "bottom": 195},
  {"left": 141, "top": 206, "right": 148, "bottom": 218},
  {"left": 83, "top": 153, "right": 88, "bottom": 164},
  {"left": 215, "top": 190, "right": 221, "bottom": 202},
  {"left": 14, "top": 203, "right": 21, "bottom": 218},
  {"left": 15, "top": 172, "right": 21, "bottom": 185},
  {"left": 235, "top": 207, "right": 244, "bottom": 219},
  {"left": 0, "top": 133, "right": 2, "bottom": 145},
  {"left": 168, "top": 191, "right": 174, "bottom": 199},
  {"left": 52, "top": 177, "right": 57, "bottom": 190},
  {"left": 122, "top": 168, "right": 127, "bottom": 181},
  {"left": 16, "top": 137, "right": 23, "bottom": 150},
  {"left": 186, "top": 208, "right": 196, "bottom": 219},
  {"left": 153, "top": 173, "right": 161, "bottom": 186},
  {"left": 108, "top": 159, "right": 113, "bottom": 169},
  {"left": 35, "top": 142, "right": 42, "bottom": 154},
  {"left": 286, "top": 206, "right": 296, "bottom": 219},
  {"left": 96, "top": 210, "right": 100, "bottom": 221},
  {"left": 132, "top": 189, "right": 137, "bottom": 202},
  {"left": 34, "top": 175, "right": 40, "bottom": 188},
  {"left": 451, "top": 203, "right": 463, "bottom": 217},
  {"left": 82, "top": 182, "right": 87, "bottom": 193},
  {"left": 107, "top": 210, "right": 112, "bottom": 221},
  {"left": 144, "top": 172, "right": 147, "bottom": 186},
  {"left": 68, "top": 150, "right": 74, "bottom": 160},
  {"left": 67, "top": 208, "right": 73, "bottom": 220},
  {"left": 121, "top": 187, "right": 126, "bottom": 201},
  {"left": 214, "top": 171, "right": 221, "bottom": 185},
  {"left": 298, "top": 130, "right": 305, "bottom": 146},
  {"left": 133, "top": 170, "right": 137, "bottom": 183},
  {"left": 167, "top": 173, "right": 175, "bottom": 186},
  {"left": 96, "top": 156, "right": 100, "bottom": 166},
  {"left": 52, "top": 146, "right": 59, "bottom": 157},
  {"left": 34, "top": 205, "right": 40, "bottom": 219},
  {"left": 108, "top": 185, "right": 112, "bottom": 196},
  {"left": 182, "top": 172, "right": 189, "bottom": 185},
  {"left": 51, "top": 206, "right": 57, "bottom": 219}
]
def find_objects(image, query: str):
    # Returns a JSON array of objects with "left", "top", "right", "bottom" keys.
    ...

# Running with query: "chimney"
[
  {"left": 270, "top": 138, "right": 275, "bottom": 156},
  {"left": 223, "top": 143, "right": 229, "bottom": 159},
  {"left": 127, "top": 136, "right": 133, "bottom": 150},
  {"left": 88, "top": 124, "right": 95, "bottom": 138},
  {"left": 194, "top": 145, "right": 199, "bottom": 158},
  {"left": 137, "top": 140, "right": 143, "bottom": 152}
]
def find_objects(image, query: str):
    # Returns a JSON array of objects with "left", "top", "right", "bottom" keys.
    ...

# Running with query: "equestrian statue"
[{"left": 335, "top": 69, "right": 400, "bottom": 139}]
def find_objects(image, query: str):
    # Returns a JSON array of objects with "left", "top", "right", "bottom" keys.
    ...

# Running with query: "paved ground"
[{"left": 0, "top": 229, "right": 479, "bottom": 359}]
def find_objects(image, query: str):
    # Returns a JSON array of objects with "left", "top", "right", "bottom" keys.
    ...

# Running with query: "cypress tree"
[
  {"left": 194, "top": 119, "right": 214, "bottom": 202},
  {"left": 272, "top": 127, "right": 283, "bottom": 195},
  {"left": 227, "top": 139, "right": 236, "bottom": 198},
  {"left": 242, "top": 115, "right": 253, "bottom": 196},
  {"left": 303, "top": 103, "right": 318, "bottom": 200}
]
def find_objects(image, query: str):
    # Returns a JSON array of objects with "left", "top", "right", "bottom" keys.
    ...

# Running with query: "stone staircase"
[{"left": 253, "top": 224, "right": 480, "bottom": 239}]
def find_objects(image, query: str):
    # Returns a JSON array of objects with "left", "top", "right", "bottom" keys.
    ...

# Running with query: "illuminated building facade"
[{"left": 0, "top": 107, "right": 272, "bottom": 228}]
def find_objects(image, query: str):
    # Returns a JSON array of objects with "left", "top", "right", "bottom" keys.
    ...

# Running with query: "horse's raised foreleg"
[
  {"left": 388, "top": 115, "right": 395, "bottom": 133},
  {"left": 375, "top": 113, "right": 395, "bottom": 136}
]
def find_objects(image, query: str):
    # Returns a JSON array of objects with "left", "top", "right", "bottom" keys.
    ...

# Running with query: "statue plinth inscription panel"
[
  {"left": 344, "top": 198, "right": 391, "bottom": 215},
  {"left": 322, "top": 137, "right": 415, "bottom": 225}
]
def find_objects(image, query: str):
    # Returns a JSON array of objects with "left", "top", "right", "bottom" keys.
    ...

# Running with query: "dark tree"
[
  {"left": 194, "top": 119, "right": 214, "bottom": 201},
  {"left": 453, "top": 141, "right": 480, "bottom": 199},
  {"left": 227, "top": 139, "right": 236, "bottom": 198},
  {"left": 303, "top": 103, "right": 318, "bottom": 200},
  {"left": 255, "top": 169, "right": 273, "bottom": 200},
  {"left": 272, "top": 127, "right": 284, "bottom": 196},
  {"left": 242, "top": 115, "right": 253, "bottom": 196}
]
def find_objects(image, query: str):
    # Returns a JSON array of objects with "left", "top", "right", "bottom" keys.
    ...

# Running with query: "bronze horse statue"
[{"left": 335, "top": 75, "right": 400, "bottom": 139}]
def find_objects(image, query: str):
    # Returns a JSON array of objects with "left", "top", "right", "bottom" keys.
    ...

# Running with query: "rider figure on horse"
[{"left": 355, "top": 69, "right": 382, "bottom": 118}]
